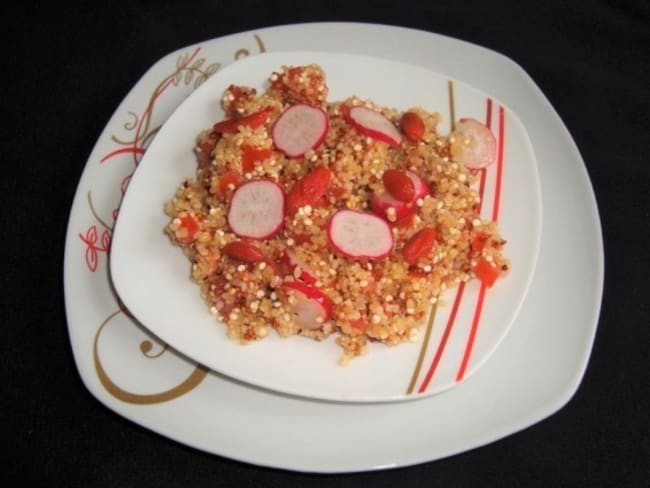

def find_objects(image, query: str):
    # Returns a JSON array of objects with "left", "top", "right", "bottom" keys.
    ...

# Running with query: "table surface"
[{"left": 5, "top": 1, "right": 649, "bottom": 486}]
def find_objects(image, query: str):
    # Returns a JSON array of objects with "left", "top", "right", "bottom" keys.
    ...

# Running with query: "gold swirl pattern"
[
  {"left": 235, "top": 34, "right": 266, "bottom": 59},
  {"left": 110, "top": 56, "right": 221, "bottom": 149},
  {"left": 140, "top": 339, "right": 168, "bottom": 359},
  {"left": 94, "top": 310, "right": 209, "bottom": 404},
  {"left": 90, "top": 34, "right": 267, "bottom": 404}
]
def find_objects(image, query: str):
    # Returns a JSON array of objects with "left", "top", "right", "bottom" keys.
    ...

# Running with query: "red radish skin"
[
  {"left": 371, "top": 171, "right": 429, "bottom": 223},
  {"left": 450, "top": 118, "right": 497, "bottom": 169},
  {"left": 285, "top": 249, "right": 317, "bottom": 284},
  {"left": 327, "top": 209, "right": 394, "bottom": 260},
  {"left": 345, "top": 106, "right": 403, "bottom": 146},
  {"left": 284, "top": 281, "right": 333, "bottom": 329},
  {"left": 370, "top": 192, "right": 416, "bottom": 223},
  {"left": 227, "top": 180, "right": 285, "bottom": 239},
  {"left": 405, "top": 170, "right": 430, "bottom": 200},
  {"left": 272, "top": 104, "right": 328, "bottom": 157}
]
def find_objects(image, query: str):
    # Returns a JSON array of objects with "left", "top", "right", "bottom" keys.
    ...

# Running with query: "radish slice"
[
  {"left": 284, "top": 281, "right": 333, "bottom": 330},
  {"left": 286, "top": 248, "right": 317, "bottom": 284},
  {"left": 227, "top": 180, "right": 285, "bottom": 239},
  {"left": 327, "top": 209, "right": 394, "bottom": 260},
  {"left": 272, "top": 104, "right": 328, "bottom": 157},
  {"left": 405, "top": 170, "right": 430, "bottom": 199},
  {"left": 450, "top": 118, "right": 496, "bottom": 169},
  {"left": 346, "top": 106, "right": 402, "bottom": 146},
  {"left": 370, "top": 192, "right": 416, "bottom": 223}
]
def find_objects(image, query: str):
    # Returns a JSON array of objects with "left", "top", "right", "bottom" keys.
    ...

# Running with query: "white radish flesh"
[
  {"left": 272, "top": 104, "right": 328, "bottom": 157},
  {"left": 284, "top": 281, "right": 333, "bottom": 330},
  {"left": 227, "top": 180, "right": 285, "bottom": 239},
  {"left": 327, "top": 209, "right": 394, "bottom": 260},
  {"left": 346, "top": 106, "right": 402, "bottom": 146},
  {"left": 450, "top": 118, "right": 497, "bottom": 169}
]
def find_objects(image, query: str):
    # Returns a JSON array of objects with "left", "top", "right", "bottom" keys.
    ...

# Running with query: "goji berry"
[
  {"left": 402, "top": 227, "right": 437, "bottom": 265},
  {"left": 286, "top": 166, "right": 331, "bottom": 214},
  {"left": 382, "top": 169, "right": 415, "bottom": 202},
  {"left": 223, "top": 241, "right": 265, "bottom": 264},
  {"left": 401, "top": 112, "right": 425, "bottom": 142}
]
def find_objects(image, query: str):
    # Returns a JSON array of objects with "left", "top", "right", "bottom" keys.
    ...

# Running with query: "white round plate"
[
  {"left": 109, "top": 51, "right": 541, "bottom": 403},
  {"left": 64, "top": 22, "right": 603, "bottom": 472}
]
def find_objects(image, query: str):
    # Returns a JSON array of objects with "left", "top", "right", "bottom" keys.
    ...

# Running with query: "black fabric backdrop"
[{"left": 5, "top": 1, "right": 649, "bottom": 486}]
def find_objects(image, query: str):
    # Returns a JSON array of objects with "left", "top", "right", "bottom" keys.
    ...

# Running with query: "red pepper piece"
[{"left": 213, "top": 107, "right": 272, "bottom": 133}]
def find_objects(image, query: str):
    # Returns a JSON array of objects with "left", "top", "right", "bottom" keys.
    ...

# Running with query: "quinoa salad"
[{"left": 165, "top": 64, "right": 509, "bottom": 364}]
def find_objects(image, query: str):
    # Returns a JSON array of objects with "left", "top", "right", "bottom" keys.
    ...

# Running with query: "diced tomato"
[
  {"left": 264, "top": 258, "right": 282, "bottom": 276},
  {"left": 241, "top": 145, "right": 273, "bottom": 173},
  {"left": 350, "top": 317, "right": 368, "bottom": 331},
  {"left": 197, "top": 139, "right": 216, "bottom": 165},
  {"left": 474, "top": 258, "right": 500, "bottom": 287},
  {"left": 286, "top": 166, "right": 331, "bottom": 214},
  {"left": 228, "top": 84, "right": 244, "bottom": 99},
  {"left": 213, "top": 107, "right": 272, "bottom": 133},
  {"left": 270, "top": 66, "right": 326, "bottom": 104},
  {"left": 392, "top": 213, "right": 416, "bottom": 229},
  {"left": 215, "top": 170, "right": 242, "bottom": 196},
  {"left": 402, "top": 227, "right": 437, "bottom": 265},
  {"left": 177, "top": 214, "right": 200, "bottom": 244},
  {"left": 471, "top": 232, "right": 489, "bottom": 253},
  {"left": 196, "top": 131, "right": 220, "bottom": 188},
  {"left": 287, "top": 66, "right": 303, "bottom": 82},
  {"left": 287, "top": 232, "right": 313, "bottom": 245},
  {"left": 243, "top": 327, "right": 257, "bottom": 341},
  {"left": 408, "top": 267, "right": 429, "bottom": 278},
  {"left": 372, "top": 268, "right": 384, "bottom": 282}
]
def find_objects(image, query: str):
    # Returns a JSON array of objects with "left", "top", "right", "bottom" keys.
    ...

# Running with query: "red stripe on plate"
[
  {"left": 416, "top": 98, "right": 493, "bottom": 392},
  {"left": 418, "top": 282, "right": 465, "bottom": 392},
  {"left": 456, "top": 105, "right": 506, "bottom": 382},
  {"left": 492, "top": 106, "right": 505, "bottom": 221}
]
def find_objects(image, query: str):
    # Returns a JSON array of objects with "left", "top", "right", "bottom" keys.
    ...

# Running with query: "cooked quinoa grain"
[{"left": 165, "top": 64, "right": 509, "bottom": 362}]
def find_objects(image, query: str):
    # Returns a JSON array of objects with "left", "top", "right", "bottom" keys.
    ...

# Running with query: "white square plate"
[{"left": 109, "top": 51, "right": 541, "bottom": 403}]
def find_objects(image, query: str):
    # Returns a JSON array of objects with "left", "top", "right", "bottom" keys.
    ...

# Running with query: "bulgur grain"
[{"left": 165, "top": 63, "right": 509, "bottom": 363}]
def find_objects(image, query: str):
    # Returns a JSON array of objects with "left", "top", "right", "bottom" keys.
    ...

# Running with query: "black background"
[{"left": 5, "top": 1, "right": 650, "bottom": 486}]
